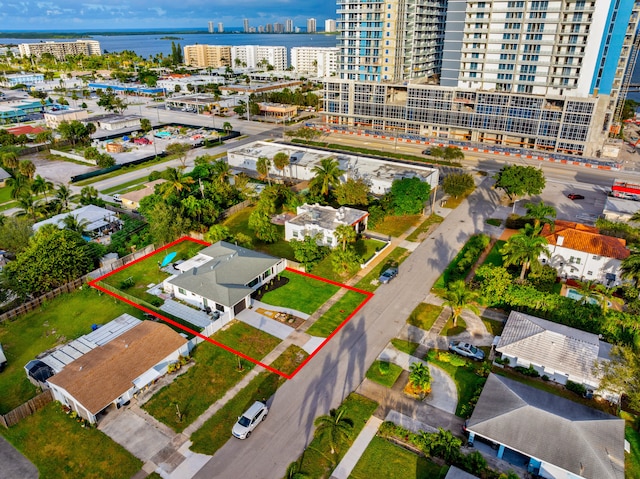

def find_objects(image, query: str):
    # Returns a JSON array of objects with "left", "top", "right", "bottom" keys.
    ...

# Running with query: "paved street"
[{"left": 192, "top": 177, "right": 501, "bottom": 478}]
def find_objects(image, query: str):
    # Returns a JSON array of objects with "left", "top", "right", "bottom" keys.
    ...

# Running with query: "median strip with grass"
[
  {"left": 142, "top": 321, "right": 281, "bottom": 432},
  {"left": 305, "top": 290, "right": 368, "bottom": 337},
  {"left": 189, "top": 345, "right": 308, "bottom": 454}
]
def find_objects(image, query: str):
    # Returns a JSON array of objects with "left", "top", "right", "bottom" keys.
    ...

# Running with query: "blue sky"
[{"left": 0, "top": 1, "right": 336, "bottom": 30}]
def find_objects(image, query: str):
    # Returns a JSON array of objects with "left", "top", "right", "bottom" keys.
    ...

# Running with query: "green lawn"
[
  {"left": 622, "top": 412, "right": 640, "bottom": 479},
  {"left": 365, "top": 360, "right": 403, "bottom": 388},
  {"left": 355, "top": 247, "right": 411, "bottom": 293},
  {"left": 441, "top": 317, "right": 467, "bottom": 336},
  {"left": 306, "top": 290, "right": 368, "bottom": 337},
  {"left": 260, "top": 270, "right": 340, "bottom": 315},
  {"left": 0, "top": 402, "right": 142, "bottom": 479},
  {"left": 291, "top": 393, "right": 379, "bottom": 479},
  {"left": 481, "top": 317, "right": 505, "bottom": 336},
  {"left": 0, "top": 185, "right": 14, "bottom": 203},
  {"left": 349, "top": 436, "right": 448, "bottom": 479},
  {"left": 222, "top": 206, "right": 295, "bottom": 260},
  {"left": 370, "top": 214, "right": 422, "bottom": 238},
  {"left": 482, "top": 240, "right": 505, "bottom": 267},
  {"left": 407, "top": 303, "right": 443, "bottom": 331},
  {"left": 100, "top": 239, "right": 205, "bottom": 304},
  {"left": 189, "top": 345, "right": 308, "bottom": 454},
  {"left": 426, "top": 350, "right": 487, "bottom": 417},
  {"left": 0, "top": 200, "right": 19, "bottom": 212},
  {"left": 142, "top": 321, "right": 280, "bottom": 432},
  {"left": 390, "top": 338, "right": 419, "bottom": 355},
  {"left": 356, "top": 238, "right": 387, "bottom": 263},
  {"left": 310, "top": 238, "right": 387, "bottom": 283},
  {"left": 0, "top": 288, "right": 143, "bottom": 414},
  {"left": 405, "top": 214, "right": 444, "bottom": 242}
]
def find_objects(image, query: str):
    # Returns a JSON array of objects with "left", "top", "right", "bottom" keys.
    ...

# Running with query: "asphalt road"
[{"left": 193, "top": 177, "right": 501, "bottom": 478}]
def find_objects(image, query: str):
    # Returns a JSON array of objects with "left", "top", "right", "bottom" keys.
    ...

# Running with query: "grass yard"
[
  {"left": 349, "top": 436, "right": 448, "bottom": 479},
  {"left": 142, "top": 321, "right": 280, "bottom": 432},
  {"left": 481, "top": 240, "right": 505, "bottom": 267},
  {"left": 355, "top": 247, "right": 411, "bottom": 293},
  {"left": 407, "top": 303, "right": 443, "bottom": 331},
  {"left": 405, "top": 214, "right": 444, "bottom": 242},
  {"left": 443, "top": 190, "right": 473, "bottom": 209},
  {"left": 365, "top": 360, "right": 403, "bottom": 388},
  {"left": 189, "top": 345, "right": 308, "bottom": 454},
  {"left": 390, "top": 338, "right": 419, "bottom": 355},
  {"left": 481, "top": 317, "right": 505, "bottom": 336},
  {"left": 222, "top": 206, "right": 295, "bottom": 260},
  {"left": 312, "top": 238, "right": 388, "bottom": 283},
  {"left": 441, "top": 317, "right": 467, "bottom": 336},
  {"left": 0, "top": 200, "right": 19, "bottom": 212},
  {"left": 622, "top": 412, "right": 640, "bottom": 479},
  {"left": 356, "top": 238, "right": 387, "bottom": 263},
  {"left": 370, "top": 214, "right": 422, "bottom": 237},
  {"left": 291, "top": 393, "right": 378, "bottom": 479},
  {"left": 0, "top": 288, "right": 143, "bottom": 414},
  {"left": 426, "top": 350, "right": 487, "bottom": 417},
  {"left": 0, "top": 402, "right": 142, "bottom": 479},
  {"left": 306, "top": 290, "right": 368, "bottom": 337},
  {"left": 260, "top": 270, "right": 340, "bottom": 315},
  {"left": 0, "top": 185, "right": 14, "bottom": 203}
]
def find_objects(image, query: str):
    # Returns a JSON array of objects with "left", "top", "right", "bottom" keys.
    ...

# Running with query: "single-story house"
[
  {"left": 163, "top": 241, "right": 286, "bottom": 318},
  {"left": 0, "top": 167, "right": 11, "bottom": 187},
  {"left": 495, "top": 311, "right": 613, "bottom": 397},
  {"left": 257, "top": 102, "right": 297, "bottom": 119},
  {"left": 226, "top": 141, "right": 439, "bottom": 195},
  {"left": 43, "top": 108, "right": 89, "bottom": 129},
  {"left": 120, "top": 179, "right": 166, "bottom": 210},
  {"left": 90, "top": 113, "right": 141, "bottom": 131},
  {"left": 285, "top": 203, "right": 368, "bottom": 248},
  {"left": 32, "top": 204, "right": 122, "bottom": 242},
  {"left": 466, "top": 373, "right": 625, "bottom": 479},
  {"left": 47, "top": 320, "right": 189, "bottom": 423},
  {"left": 539, "top": 220, "right": 630, "bottom": 286}
]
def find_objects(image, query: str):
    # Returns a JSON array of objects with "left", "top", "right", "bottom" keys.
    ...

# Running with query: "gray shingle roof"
[
  {"left": 467, "top": 374, "right": 624, "bottom": 479},
  {"left": 496, "top": 311, "right": 610, "bottom": 386},
  {"left": 167, "top": 241, "right": 281, "bottom": 307}
]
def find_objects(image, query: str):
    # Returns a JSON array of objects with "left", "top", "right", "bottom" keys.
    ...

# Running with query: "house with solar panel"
[
  {"left": 25, "top": 314, "right": 190, "bottom": 424},
  {"left": 163, "top": 241, "right": 286, "bottom": 320}
]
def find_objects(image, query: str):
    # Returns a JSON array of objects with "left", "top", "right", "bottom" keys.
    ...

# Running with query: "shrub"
[
  {"left": 527, "top": 265, "right": 558, "bottom": 292},
  {"left": 378, "top": 361, "right": 390, "bottom": 375},
  {"left": 486, "top": 218, "right": 502, "bottom": 227},
  {"left": 433, "top": 351, "right": 467, "bottom": 367},
  {"left": 494, "top": 356, "right": 510, "bottom": 366},
  {"left": 149, "top": 297, "right": 163, "bottom": 307},
  {"left": 514, "top": 364, "right": 540, "bottom": 377},
  {"left": 119, "top": 276, "right": 135, "bottom": 290},
  {"left": 505, "top": 214, "right": 533, "bottom": 230},
  {"left": 542, "top": 375, "right": 550, "bottom": 381},
  {"left": 565, "top": 380, "right": 587, "bottom": 396}
]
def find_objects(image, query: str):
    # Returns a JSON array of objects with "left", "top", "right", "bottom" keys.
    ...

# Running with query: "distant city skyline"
[{"left": 1, "top": 1, "right": 336, "bottom": 30}]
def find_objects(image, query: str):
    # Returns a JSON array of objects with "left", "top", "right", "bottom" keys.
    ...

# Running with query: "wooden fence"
[
  {"left": 0, "top": 389, "right": 53, "bottom": 428},
  {"left": 0, "top": 244, "right": 156, "bottom": 324},
  {"left": 218, "top": 199, "right": 253, "bottom": 221}
]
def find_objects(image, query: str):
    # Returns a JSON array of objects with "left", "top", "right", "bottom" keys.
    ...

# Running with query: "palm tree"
[
  {"left": 161, "top": 167, "right": 195, "bottom": 199},
  {"left": 310, "top": 158, "right": 344, "bottom": 198},
  {"left": 31, "top": 175, "right": 53, "bottom": 202},
  {"left": 79, "top": 186, "right": 99, "bottom": 205},
  {"left": 524, "top": 200, "right": 556, "bottom": 230},
  {"left": 573, "top": 279, "right": 600, "bottom": 305},
  {"left": 55, "top": 184, "right": 71, "bottom": 212},
  {"left": 621, "top": 252, "right": 640, "bottom": 284},
  {"left": 222, "top": 121, "right": 233, "bottom": 135},
  {"left": 62, "top": 214, "right": 90, "bottom": 236},
  {"left": 1, "top": 151, "right": 18, "bottom": 171},
  {"left": 273, "top": 152, "right": 290, "bottom": 181},
  {"left": 313, "top": 407, "right": 354, "bottom": 455},
  {"left": 15, "top": 193, "right": 40, "bottom": 222},
  {"left": 256, "top": 156, "right": 272, "bottom": 185},
  {"left": 419, "top": 428, "right": 462, "bottom": 463},
  {"left": 408, "top": 361, "right": 431, "bottom": 396},
  {"left": 334, "top": 224, "right": 357, "bottom": 251},
  {"left": 594, "top": 284, "right": 623, "bottom": 314},
  {"left": 442, "top": 280, "right": 481, "bottom": 327},
  {"left": 35, "top": 130, "right": 53, "bottom": 151},
  {"left": 6, "top": 174, "right": 31, "bottom": 199},
  {"left": 500, "top": 224, "right": 550, "bottom": 280},
  {"left": 210, "top": 160, "right": 231, "bottom": 185}
]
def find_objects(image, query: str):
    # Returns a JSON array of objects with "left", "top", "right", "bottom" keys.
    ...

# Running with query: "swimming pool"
[{"left": 565, "top": 288, "right": 610, "bottom": 307}]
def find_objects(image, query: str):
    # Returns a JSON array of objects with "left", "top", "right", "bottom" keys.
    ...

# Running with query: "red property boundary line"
[{"left": 88, "top": 236, "right": 374, "bottom": 379}]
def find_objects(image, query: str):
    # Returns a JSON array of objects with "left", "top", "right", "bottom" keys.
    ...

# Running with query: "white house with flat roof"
[
  {"left": 226, "top": 141, "right": 439, "bottom": 195},
  {"left": 33, "top": 205, "right": 122, "bottom": 241},
  {"left": 285, "top": 204, "right": 368, "bottom": 248}
]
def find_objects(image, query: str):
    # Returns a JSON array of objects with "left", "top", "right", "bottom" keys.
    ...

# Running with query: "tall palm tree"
[
  {"left": 15, "top": 193, "right": 41, "bottom": 222},
  {"left": 524, "top": 200, "right": 556, "bottom": 230},
  {"left": 18, "top": 160, "right": 36, "bottom": 180},
  {"left": 210, "top": 160, "right": 231, "bottom": 185},
  {"left": 334, "top": 224, "right": 357, "bottom": 251},
  {"left": 256, "top": 156, "right": 272, "bottom": 185},
  {"left": 273, "top": 152, "right": 290, "bottom": 181},
  {"left": 500, "top": 224, "right": 550, "bottom": 280},
  {"left": 62, "top": 214, "right": 90, "bottom": 236},
  {"left": 1, "top": 151, "right": 18, "bottom": 171},
  {"left": 310, "top": 157, "right": 344, "bottom": 197},
  {"left": 161, "top": 167, "right": 195, "bottom": 199},
  {"left": 442, "top": 280, "right": 480, "bottom": 327},
  {"left": 621, "top": 252, "right": 640, "bottom": 284},
  {"left": 31, "top": 175, "right": 53, "bottom": 202},
  {"left": 55, "top": 184, "right": 71, "bottom": 212},
  {"left": 6, "top": 174, "right": 31, "bottom": 199},
  {"left": 313, "top": 407, "right": 354, "bottom": 455}
]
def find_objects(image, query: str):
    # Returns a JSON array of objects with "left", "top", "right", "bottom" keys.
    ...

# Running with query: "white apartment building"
[
  {"left": 19, "top": 40, "right": 101, "bottom": 60},
  {"left": 286, "top": 19, "right": 294, "bottom": 33},
  {"left": 183, "top": 45, "right": 231, "bottom": 68},
  {"left": 231, "top": 46, "right": 287, "bottom": 70},
  {"left": 291, "top": 47, "right": 339, "bottom": 77},
  {"left": 307, "top": 18, "right": 317, "bottom": 33},
  {"left": 218, "top": 23, "right": 224, "bottom": 33},
  {"left": 325, "top": 19, "right": 337, "bottom": 33}
]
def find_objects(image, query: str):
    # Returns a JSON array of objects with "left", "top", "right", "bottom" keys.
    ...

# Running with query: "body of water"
[{"left": 0, "top": 33, "right": 338, "bottom": 61}]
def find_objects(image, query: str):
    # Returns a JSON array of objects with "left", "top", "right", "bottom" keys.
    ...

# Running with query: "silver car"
[
  {"left": 379, "top": 267, "right": 399, "bottom": 284},
  {"left": 232, "top": 401, "right": 268, "bottom": 439},
  {"left": 448, "top": 341, "right": 485, "bottom": 361}
]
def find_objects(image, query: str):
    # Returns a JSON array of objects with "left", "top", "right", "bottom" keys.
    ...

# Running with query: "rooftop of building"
[{"left": 540, "top": 220, "right": 630, "bottom": 260}]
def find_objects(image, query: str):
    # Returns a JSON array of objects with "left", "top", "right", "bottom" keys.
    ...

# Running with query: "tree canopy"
[
  {"left": 390, "top": 177, "right": 431, "bottom": 215},
  {"left": 493, "top": 165, "right": 545, "bottom": 200}
]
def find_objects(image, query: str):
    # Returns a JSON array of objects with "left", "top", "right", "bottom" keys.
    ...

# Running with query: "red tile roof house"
[
  {"left": 47, "top": 321, "right": 189, "bottom": 424},
  {"left": 538, "top": 221, "right": 630, "bottom": 286}
]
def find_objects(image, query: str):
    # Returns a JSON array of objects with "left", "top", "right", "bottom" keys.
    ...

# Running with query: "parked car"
[
  {"left": 379, "top": 267, "right": 399, "bottom": 284},
  {"left": 567, "top": 193, "right": 585, "bottom": 200},
  {"left": 232, "top": 401, "right": 268, "bottom": 439},
  {"left": 448, "top": 341, "right": 485, "bottom": 361},
  {"left": 422, "top": 148, "right": 432, "bottom": 155},
  {"left": 112, "top": 194, "right": 122, "bottom": 203}
]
